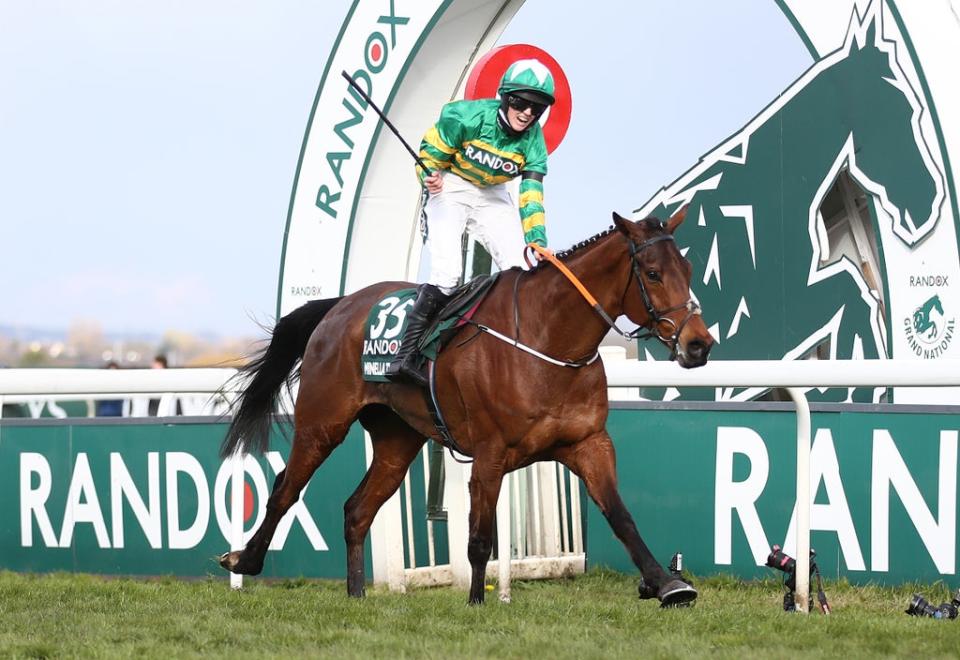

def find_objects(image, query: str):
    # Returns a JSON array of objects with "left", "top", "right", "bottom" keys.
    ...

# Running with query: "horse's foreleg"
[
  {"left": 466, "top": 459, "right": 505, "bottom": 605},
  {"left": 219, "top": 423, "right": 348, "bottom": 575},
  {"left": 555, "top": 432, "right": 696, "bottom": 607},
  {"left": 344, "top": 415, "right": 425, "bottom": 597}
]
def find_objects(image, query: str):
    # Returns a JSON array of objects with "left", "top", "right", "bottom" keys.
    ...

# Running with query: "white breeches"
[{"left": 424, "top": 172, "right": 526, "bottom": 294}]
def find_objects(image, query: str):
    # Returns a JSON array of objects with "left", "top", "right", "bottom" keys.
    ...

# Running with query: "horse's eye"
[{"left": 646, "top": 270, "right": 661, "bottom": 282}]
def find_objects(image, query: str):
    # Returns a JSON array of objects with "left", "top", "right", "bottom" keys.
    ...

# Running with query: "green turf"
[{"left": 1, "top": 570, "right": 958, "bottom": 658}]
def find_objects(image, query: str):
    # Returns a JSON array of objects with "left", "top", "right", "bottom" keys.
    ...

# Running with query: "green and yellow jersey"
[{"left": 417, "top": 99, "right": 548, "bottom": 247}]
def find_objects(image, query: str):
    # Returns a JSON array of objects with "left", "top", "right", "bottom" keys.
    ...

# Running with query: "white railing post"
[
  {"left": 786, "top": 387, "right": 811, "bottom": 613},
  {"left": 443, "top": 452, "right": 471, "bottom": 589},
  {"left": 229, "top": 450, "right": 245, "bottom": 590},
  {"left": 497, "top": 481, "right": 511, "bottom": 602}
]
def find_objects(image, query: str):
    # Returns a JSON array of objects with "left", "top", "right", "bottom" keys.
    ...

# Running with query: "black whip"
[{"left": 340, "top": 70, "right": 431, "bottom": 174}]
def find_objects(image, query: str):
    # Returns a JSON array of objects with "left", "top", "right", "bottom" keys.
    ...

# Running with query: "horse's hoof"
[
  {"left": 219, "top": 550, "right": 262, "bottom": 575},
  {"left": 638, "top": 579, "right": 657, "bottom": 600},
  {"left": 219, "top": 551, "right": 240, "bottom": 572},
  {"left": 658, "top": 579, "right": 697, "bottom": 608}
]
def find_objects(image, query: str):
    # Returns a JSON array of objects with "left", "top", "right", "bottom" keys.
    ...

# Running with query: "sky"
[{"left": 0, "top": 1, "right": 811, "bottom": 338}]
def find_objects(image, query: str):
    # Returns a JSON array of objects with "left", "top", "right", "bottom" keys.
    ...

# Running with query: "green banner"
[
  {"left": 0, "top": 419, "right": 369, "bottom": 578},
  {"left": 588, "top": 406, "right": 960, "bottom": 585}
]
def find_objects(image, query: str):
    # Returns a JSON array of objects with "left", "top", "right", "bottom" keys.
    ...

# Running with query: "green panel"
[
  {"left": 589, "top": 408, "right": 960, "bottom": 585},
  {"left": 0, "top": 420, "right": 370, "bottom": 579},
  {"left": 1, "top": 400, "right": 91, "bottom": 419}
]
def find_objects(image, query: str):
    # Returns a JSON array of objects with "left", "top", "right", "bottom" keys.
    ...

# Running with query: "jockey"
[{"left": 386, "top": 58, "right": 556, "bottom": 386}]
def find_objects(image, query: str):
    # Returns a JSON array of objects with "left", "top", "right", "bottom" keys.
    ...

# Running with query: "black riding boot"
[{"left": 385, "top": 284, "right": 450, "bottom": 387}]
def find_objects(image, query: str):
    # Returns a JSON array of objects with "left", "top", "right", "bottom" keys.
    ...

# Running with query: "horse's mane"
[
  {"left": 554, "top": 227, "right": 616, "bottom": 260},
  {"left": 554, "top": 217, "right": 663, "bottom": 260}
]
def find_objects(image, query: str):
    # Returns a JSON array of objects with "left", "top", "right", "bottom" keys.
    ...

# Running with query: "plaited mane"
[{"left": 554, "top": 217, "right": 663, "bottom": 259}]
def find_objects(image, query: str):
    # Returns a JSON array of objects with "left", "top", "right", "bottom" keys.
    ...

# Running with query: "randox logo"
[
  {"left": 903, "top": 294, "right": 956, "bottom": 358},
  {"left": 18, "top": 451, "right": 328, "bottom": 552},
  {"left": 315, "top": 1, "right": 411, "bottom": 221},
  {"left": 463, "top": 144, "right": 520, "bottom": 175}
]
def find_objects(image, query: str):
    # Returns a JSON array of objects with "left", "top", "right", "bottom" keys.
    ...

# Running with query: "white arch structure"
[{"left": 278, "top": 0, "right": 960, "bottom": 320}]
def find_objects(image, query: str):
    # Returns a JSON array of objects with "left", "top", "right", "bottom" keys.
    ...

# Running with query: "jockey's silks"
[{"left": 416, "top": 99, "right": 548, "bottom": 247}]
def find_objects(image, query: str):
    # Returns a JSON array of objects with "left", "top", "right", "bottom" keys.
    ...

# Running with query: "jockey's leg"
[
  {"left": 384, "top": 283, "right": 449, "bottom": 387},
  {"left": 386, "top": 174, "right": 462, "bottom": 386},
  {"left": 469, "top": 182, "right": 528, "bottom": 270}
]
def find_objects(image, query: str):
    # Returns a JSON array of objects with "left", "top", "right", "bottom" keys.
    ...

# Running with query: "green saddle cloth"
[{"left": 360, "top": 274, "right": 499, "bottom": 382}]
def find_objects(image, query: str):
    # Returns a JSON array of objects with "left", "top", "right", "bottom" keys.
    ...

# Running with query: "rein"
[{"left": 526, "top": 235, "right": 701, "bottom": 360}]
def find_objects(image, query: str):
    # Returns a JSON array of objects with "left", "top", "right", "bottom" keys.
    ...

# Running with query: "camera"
[
  {"left": 765, "top": 544, "right": 830, "bottom": 614},
  {"left": 766, "top": 544, "right": 810, "bottom": 592},
  {"left": 905, "top": 589, "right": 960, "bottom": 620}
]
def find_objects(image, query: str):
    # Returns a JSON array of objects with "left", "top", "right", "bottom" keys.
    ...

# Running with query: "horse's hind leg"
[
  {"left": 343, "top": 406, "right": 426, "bottom": 597},
  {"left": 554, "top": 432, "right": 697, "bottom": 607},
  {"left": 219, "top": 419, "right": 352, "bottom": 575}
]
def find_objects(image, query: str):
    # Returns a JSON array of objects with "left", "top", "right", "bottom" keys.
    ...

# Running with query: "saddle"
[{"left": 361, "top": 273, "right": 499, "bottom": 382}]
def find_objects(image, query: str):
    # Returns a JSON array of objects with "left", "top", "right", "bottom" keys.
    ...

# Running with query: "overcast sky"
[{"left": 0, "top": 1, "right": 810, "bottom": 337}]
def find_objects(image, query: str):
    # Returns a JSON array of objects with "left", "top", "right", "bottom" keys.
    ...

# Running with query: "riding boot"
[{"left": 385, "top": 284, "right": 450, "bottom": 387}]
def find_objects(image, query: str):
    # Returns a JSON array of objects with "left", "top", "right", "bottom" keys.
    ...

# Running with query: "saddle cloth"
[{"left": 360, "top": 274, "right": 500, "bottom": 382}]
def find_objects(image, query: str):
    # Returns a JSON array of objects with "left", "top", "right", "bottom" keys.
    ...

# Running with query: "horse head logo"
[
  {"left": 913, "top": 295, "right": 944, "bottom": 342},
  {"left": 829, "top": 1, "right": 946, "bottom": 246},
  {"left": 635, "top": 0, "right": 950, "bottom": 401}
]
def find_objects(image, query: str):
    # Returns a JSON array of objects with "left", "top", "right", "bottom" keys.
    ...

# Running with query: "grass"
[{"left": 1, "top": 569, "right": 958, "bottom": 659}]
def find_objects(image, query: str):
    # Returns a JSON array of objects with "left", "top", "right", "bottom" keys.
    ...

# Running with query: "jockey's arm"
[
  {"left": 519, "top": 171, "right": 548, "bottom": 253},
  {"left": 416, "top": 103, "right": 467, "bottom": 188}
]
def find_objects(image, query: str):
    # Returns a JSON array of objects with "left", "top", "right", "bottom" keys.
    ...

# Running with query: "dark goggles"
[{"left": 505, "top": 93, "right": 547, "bottom": 116}]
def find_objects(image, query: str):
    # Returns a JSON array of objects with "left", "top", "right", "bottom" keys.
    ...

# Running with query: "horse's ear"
[
  {"left": 612, "top": 211, "right": 634, "bottom": 235},
  {"left": 665, "top": 205, "right": 689, "bottom": 234}
]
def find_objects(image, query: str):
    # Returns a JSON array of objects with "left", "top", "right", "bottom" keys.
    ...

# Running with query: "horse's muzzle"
[{"left": 677, "top": 338, "right": 712, "bottom": 369}]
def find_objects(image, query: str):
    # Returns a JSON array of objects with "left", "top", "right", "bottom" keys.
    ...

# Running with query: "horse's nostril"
[{"left": 687, "top": 340, "right": 709, "bottom": 361}]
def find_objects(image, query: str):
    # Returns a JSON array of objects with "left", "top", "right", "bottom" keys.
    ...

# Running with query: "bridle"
[
  {"left": 622, "top": 233, "right": 702, "bottom": 359},
  {"left": 525, "top": 232, "right": 701, "bottom": 360}
]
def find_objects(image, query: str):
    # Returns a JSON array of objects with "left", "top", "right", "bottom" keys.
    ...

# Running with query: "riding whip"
[{"left": 340, "top": 70, "right": 431, "bottom": 174}]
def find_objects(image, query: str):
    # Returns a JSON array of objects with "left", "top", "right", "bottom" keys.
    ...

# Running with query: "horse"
[{"left": 218, "top": 207, "right": 714, "bottom": 606}]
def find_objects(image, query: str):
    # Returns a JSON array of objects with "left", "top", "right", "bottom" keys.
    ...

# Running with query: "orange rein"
[{"left": 524, "top": 243, "right": 602, "bottom": 308}]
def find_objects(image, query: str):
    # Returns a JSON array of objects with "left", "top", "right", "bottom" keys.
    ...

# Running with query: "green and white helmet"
[{"left": 497, "top": 58, "right": 555, "bottom": 106}]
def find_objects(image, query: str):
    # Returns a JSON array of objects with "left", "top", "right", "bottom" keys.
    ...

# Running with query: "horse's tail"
[{"left": 220, "top": 297, "right": 343, "bottom": 458}]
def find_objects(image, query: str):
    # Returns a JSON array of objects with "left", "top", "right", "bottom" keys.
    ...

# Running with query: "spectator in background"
[
  {"left": 95, "top": 361, "right": 124, "bottom": 417},
  {"left": 149, "top": 353, "right": 182, "bottom": 416}
]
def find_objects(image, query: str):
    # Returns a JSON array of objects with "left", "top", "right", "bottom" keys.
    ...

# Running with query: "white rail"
[
  {"left": 605, "top": 358, "right": 960, "bottom": 613},
  {"left": 0, "top": 368, "right": 239, "bottom": 420},
  {"left": 0, "top": 368, "right": 237, "bottom": 395}
]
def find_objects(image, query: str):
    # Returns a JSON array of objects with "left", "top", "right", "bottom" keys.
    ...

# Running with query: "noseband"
[{"left": 622, "top": 234, "right": 702, "bottom": 360}]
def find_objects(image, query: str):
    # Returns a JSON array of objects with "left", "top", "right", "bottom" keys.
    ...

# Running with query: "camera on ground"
[{"left": 905, "top": 589, "right": 960, "bottom": 620}]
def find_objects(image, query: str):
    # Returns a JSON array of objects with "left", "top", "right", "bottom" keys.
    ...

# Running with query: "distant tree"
[
  {"left": 19, "top": 348, "right": 49, "bottom": 367},
  {"left": 67, "top": 319, "right": 105, "bottom": 363}
]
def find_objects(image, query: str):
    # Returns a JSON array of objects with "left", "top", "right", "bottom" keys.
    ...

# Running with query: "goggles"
[{"left": 505, "top": 93, "right": 547, "bottom": 116}]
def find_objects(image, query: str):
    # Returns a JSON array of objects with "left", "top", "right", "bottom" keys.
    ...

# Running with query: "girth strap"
[{"left": 422, "top": 360, "right": 473, "bottom": 464}]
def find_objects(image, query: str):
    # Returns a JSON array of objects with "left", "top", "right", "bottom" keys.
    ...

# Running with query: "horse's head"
[{"left": 613, "top": 206, "right": 714, "bottom": 368}]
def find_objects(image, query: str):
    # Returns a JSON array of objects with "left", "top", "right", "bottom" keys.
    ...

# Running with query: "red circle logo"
[
  {"left": 465, "top": 44, "right": 572, "bottom": 155},
  {"left": 243, "top": 481, "right": 254, "bottom": 522}
]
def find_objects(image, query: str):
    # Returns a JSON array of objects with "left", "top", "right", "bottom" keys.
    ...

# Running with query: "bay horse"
[{"left": 219, "top": 207, "right": 714, "bottom": 606}]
